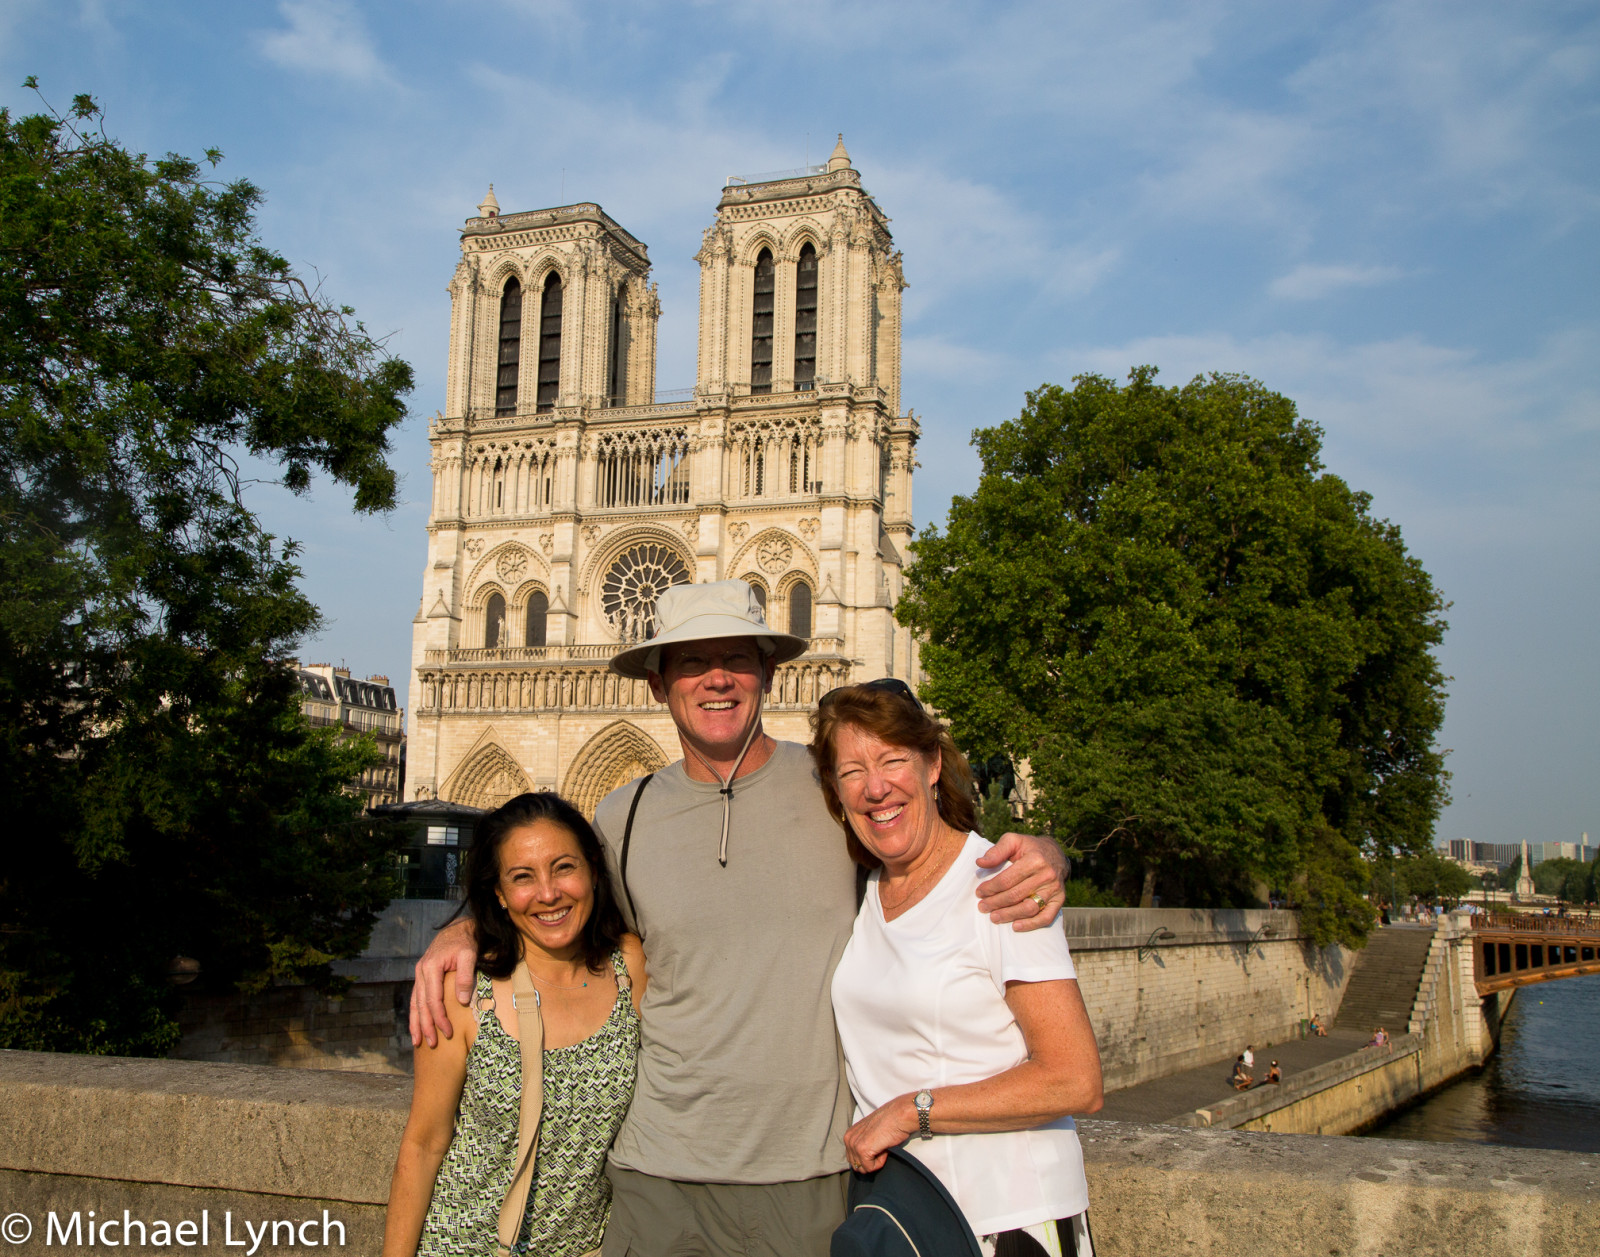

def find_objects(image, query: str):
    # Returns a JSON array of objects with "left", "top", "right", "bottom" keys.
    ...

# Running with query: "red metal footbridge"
[{"left": 1471, "top": 911, "right": 1600, "bottom": 994}]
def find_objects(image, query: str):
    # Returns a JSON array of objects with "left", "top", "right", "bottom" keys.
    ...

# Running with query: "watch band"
[{"left": 914, "top": 1089, "right": 934, "bottom": 1140}]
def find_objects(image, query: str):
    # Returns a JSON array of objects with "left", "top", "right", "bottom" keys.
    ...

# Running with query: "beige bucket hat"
[{"left": 610, "top": 580, "right": 808, "bottom": 679}]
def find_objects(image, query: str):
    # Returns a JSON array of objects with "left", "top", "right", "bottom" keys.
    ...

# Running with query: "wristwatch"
[{"left": 914, "top": 1089, "right": 934, "bottom": 1140}]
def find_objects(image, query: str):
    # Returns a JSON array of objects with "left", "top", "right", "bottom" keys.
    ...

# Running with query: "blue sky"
[{"left": 5, "top": 0, "right": 1596, "bottom": 848}]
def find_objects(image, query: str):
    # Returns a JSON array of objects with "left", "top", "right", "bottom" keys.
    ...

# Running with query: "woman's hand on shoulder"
[{"left": 620, "top": 933, "right": 647, "bottom": 1013}]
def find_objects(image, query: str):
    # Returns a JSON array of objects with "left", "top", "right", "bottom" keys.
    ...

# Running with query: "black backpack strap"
[{"left": 619, "top": 773, "right": 653, "bottom": 933}]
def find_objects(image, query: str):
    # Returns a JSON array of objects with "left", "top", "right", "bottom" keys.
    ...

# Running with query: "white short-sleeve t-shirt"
[{"left": 830, "top": 832, "right": 1088, "bottom": 1236}]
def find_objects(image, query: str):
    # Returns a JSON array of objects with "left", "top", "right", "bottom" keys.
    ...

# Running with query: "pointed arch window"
[
  {"left": 794, "top": 243, "right": 817, "bottom": 390},
  {"left": 485, "top": 593, "right": 506, "bottom": 648},
  {"left": 745, "top": 579, "right": 768, "bottom": 615},
  {"left": 787, "top": 581, "right": 812, "bottom": 639},
  {"left": 525, "top": 591, "right": 548, "bottom": 648},
  {"left": 537, "top": 275, "right": 563, "bottom": 413},
  {"left": 751, "top": 249, "right": 774, "bottom": 395},
  {"left": 496, "top": 279, "right": 521, "bottom": 415},
  {"left": 608, "top": 293, "right": 626, "bottom": 406}
]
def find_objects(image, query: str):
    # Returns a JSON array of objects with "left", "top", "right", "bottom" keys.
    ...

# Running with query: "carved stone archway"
[
  {"left": 563, "top": 721, "right": 670, "bottom": 819},
  {"left": 444, "top": 742, "right": 532, "bottom": 811}
]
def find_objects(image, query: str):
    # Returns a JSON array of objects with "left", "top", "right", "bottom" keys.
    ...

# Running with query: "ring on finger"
[{"left": 1031, "top": 889, "right": 1049, "bottom": 908}]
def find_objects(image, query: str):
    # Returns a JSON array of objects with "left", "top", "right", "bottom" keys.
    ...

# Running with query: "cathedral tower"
[{"left": 406, "top": 140, "right": 919, "bottom": 815}]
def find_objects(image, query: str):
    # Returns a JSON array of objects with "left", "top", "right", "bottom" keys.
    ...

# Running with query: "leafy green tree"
[
  {"left": 0, "top": 85, "right": 414, "bottom": 1053},
  {"left": 1390, "top": 849, "right": 1474, "bottom": 906},
  {"left": 898, "top": 370, "right": 1449, "bottom": 947},
  {"left": 978, "top": 780, "right": 1016, "bottom": 845},
  {"left": 1533, "top": 858, "right": 1592, "bottom": 904}
]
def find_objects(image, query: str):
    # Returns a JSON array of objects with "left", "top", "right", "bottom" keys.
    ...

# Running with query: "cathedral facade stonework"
[{"left": 406, "top": 138, "right": 919, "bottom": 816}]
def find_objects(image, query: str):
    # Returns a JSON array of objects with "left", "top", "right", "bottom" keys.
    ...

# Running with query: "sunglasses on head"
[{"left": 818, "top": 677, "right": 922, "bottom": 710}]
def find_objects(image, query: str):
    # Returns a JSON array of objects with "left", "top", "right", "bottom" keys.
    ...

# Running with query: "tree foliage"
[
  {"left": 899, "top": 369, "right": 1449, "bottom": 947},
  {"left": 1376, "top": 849, "right": 1475, "bottom": 907},
  {"left": 0, "top": 86, "right": 415, "bottom": 1053},
  {"left": 1532, "top": 857, "right": 1596, "bottom": 905}
]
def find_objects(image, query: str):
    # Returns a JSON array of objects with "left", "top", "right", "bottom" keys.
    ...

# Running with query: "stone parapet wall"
[
  {"left": 0, "top": 1051, "right": 407, "bottom": 1254},
  {"left": 1078, "top": 1120, "right": 1598, "bottom": 1256},
  {"left": 3, "top": 1051, "right": 1595, "bottom": 1257},
  {"left": 1063, "top": 908, "right": 1354, "bottom": 1091}
]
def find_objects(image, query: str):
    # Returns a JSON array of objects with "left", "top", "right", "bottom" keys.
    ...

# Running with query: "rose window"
[{"left": 601, "top": 543, "right": 692, "bottom": 642}]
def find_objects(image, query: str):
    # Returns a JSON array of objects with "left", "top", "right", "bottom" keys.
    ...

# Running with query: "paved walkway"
[{"left": 1095, "top": 1028, "right": 1372, "bottom": 1124}]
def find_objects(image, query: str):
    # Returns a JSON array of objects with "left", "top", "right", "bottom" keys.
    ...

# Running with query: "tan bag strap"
[{"left": 496, "top": 962, "right": 544, "bottom": 1254}]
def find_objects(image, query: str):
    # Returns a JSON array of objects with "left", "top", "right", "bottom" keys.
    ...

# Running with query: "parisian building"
[
  {"left": 293, "top": 664, "right": 405, "bottom": 808},
  {"left": 405, "top": 137, "right": 920, "bottom": 816}
]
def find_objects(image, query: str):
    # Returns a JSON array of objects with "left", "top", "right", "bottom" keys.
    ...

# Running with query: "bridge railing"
[{"left": 1470, "top": 911, "right": 1600, "bottom": 937}]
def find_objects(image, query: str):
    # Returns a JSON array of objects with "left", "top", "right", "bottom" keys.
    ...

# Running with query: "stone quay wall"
[
  {"left": 3, "top": 1051, "right": 1595, "bottom": 1257},
  {"left": 171, "top": 901, "right": 462, "bottom": 1075},
  {"left": 1063, "top": 908, "right": 1354, "bottom": 1091},
  {"left": 169, "top": 905, "right": 1354, "bottom": 1086},
  {"left": 1171, "top": 913, "right": 1512, "bottom": 1137}
]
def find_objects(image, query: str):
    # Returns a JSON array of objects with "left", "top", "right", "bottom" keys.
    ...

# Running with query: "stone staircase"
[{"left": 1333, "top": 924, "right": 1437, "bottom": 1034}]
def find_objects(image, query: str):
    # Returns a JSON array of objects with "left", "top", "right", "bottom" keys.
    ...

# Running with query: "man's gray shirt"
[{"left": 593, "top": 740, "right": 857, "bottom": 1185}]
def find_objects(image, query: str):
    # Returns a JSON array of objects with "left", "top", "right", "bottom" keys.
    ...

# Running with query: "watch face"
[{"left": 915, "top": 1090, "right": 934, "bottom": 1108}]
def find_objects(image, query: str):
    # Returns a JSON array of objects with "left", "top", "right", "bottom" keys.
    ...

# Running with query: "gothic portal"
[{"left": 406, "top": 138, "right": 919, "bottom": 816}]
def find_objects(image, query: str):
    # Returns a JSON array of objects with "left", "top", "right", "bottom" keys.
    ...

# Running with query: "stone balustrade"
[{"left": 415, "top": 653, "right": 852, "bottom": 716}]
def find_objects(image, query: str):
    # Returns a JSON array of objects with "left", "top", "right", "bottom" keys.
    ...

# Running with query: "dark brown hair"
[
  {"left": 447, "top": 792, "right": 625, "bottom": 978},
  {"left": 808, "top": 684, "right": 978, "bottom": 868}
]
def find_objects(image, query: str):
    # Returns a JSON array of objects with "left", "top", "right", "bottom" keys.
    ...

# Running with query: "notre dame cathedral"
[{"left": 405, "top": 137, "right": 920, "bottom": 817}]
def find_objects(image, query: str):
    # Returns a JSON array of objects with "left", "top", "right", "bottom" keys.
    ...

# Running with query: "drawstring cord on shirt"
[{"left": 683, "top": 689, "right": 765, "bottom": 867}]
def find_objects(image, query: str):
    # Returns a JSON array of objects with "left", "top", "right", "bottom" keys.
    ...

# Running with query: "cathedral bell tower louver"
[{"left": 406, "top": 154, "right": 919, "bottom": 817}]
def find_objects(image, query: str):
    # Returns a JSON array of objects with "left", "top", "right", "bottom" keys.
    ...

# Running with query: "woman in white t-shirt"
[{"left": 810, "top": 680, "right": 1104, "bottom": 1257}]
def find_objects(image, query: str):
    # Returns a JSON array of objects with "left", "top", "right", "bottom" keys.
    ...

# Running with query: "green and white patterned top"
[{"left": 417, "top": 951, "right": 640, "bottom": 1257}]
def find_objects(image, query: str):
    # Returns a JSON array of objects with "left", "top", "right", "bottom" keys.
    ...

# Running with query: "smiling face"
[
  {"left": 647, "top": 635, "right": 773, "bottom": 760},
  {"left": 493, "top": 819, "right": 596, "bottom": 961},
  {"left": 830, "top": 722, "right": 943, "bottom": 872}
]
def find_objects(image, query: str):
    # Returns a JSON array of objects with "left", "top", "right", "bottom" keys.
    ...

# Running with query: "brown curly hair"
[{"left": 808, "top": 683, "right": 977, "bottom": 868}]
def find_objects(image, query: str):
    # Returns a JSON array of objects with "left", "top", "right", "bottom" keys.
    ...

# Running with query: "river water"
[{"left": 1366, "top": 971, "right": 1600, "bottom": 1153}]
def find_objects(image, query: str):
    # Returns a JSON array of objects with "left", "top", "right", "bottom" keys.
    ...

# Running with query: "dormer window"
[
  {"left": 751, "top": 249, "right": 774, "bottom": 395},
  {"left": 496, "top": 279, "right": 521, "bottom": 416},
  {"left": 794, "top": 243, "right": 817, "bottom": 390}
]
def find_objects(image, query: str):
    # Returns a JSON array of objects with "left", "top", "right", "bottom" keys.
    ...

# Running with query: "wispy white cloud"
[
  {"left": 1057, "top": 326, "right": 1600, "bottom": 487},
  {"left": 255, "top": 0, "right": 396, "bottom": 87},
  {"left": 1269, "top": 262, "right": 1405, "bottom": 300}
]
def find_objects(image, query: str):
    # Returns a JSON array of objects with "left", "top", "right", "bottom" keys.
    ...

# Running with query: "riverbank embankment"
[
  {"left": 2, "top": 1050, "right": 1594, "bottom": 1256},
  {"left": 1107, "top": 913, "right": 1512, "bottom": 1136}
]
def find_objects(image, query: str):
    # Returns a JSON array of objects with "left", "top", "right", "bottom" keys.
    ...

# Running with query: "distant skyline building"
[
  {"left": 1443, "top": 838, "right": 1597, "bottom": 871},
  {"left": 293, "top": 664, "right": 405, "bottom": 808},
  {"left": 404, "top": 137, "right": 918, "bottom": 816}
]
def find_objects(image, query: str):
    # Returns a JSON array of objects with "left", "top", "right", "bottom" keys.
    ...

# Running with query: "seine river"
[{"left": 1366, "top": 971, "right": 1600, "bottom": 1153}]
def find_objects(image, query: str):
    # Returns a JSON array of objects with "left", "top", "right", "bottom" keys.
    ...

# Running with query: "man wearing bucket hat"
[{"left": 411, "top": 580, "right": 1068, "bottom": 1257}]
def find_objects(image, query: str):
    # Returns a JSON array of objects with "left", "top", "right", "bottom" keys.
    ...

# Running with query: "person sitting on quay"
[
  {"left": 1309, "top": 1012, "right": 1327, "bottom": 1037},
  {"left": 1231, "top": 1056, "right": 1254, "bottom": 1090},
  {"left": 1266, "top": 1060, "right": 1282, "bottom": 1085},
  {"left": 1366, "top": 1026, "right": 1390, "bottom": 1050}
]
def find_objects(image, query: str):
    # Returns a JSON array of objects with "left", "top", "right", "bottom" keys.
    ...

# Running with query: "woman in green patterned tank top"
[{"left": 383, "top": 793, "right": 644, "bottom": 1257}]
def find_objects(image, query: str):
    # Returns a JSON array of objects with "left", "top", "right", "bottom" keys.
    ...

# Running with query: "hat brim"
[{"left": 610, "top": 613, "right": 808, "bottom": 679}]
